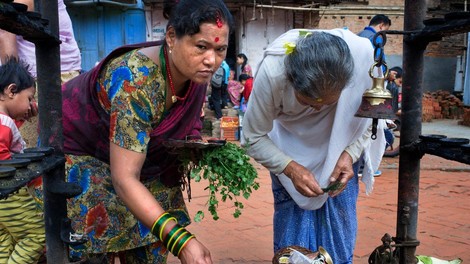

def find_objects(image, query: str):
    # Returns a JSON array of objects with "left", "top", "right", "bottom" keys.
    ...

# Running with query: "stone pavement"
[{"left": 168, "top": 119, "right": 470, "bottom": 264}]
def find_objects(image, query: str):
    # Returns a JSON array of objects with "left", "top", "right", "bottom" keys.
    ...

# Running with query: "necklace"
[{"left": 160, "top": 45, "right": 191, "bottom": 103}]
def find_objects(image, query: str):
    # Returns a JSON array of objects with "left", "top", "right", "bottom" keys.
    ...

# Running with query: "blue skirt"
[{"left": 271, "top": 163, "right": 359, "bottom": 264}]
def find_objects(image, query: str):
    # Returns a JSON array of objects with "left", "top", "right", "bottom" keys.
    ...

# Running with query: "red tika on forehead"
[
  {"left": 215, "top": 37, "right": 220, "bottom": 42},
  {"left": 216, "top": 14, "right": 223, "bottom": 28}
]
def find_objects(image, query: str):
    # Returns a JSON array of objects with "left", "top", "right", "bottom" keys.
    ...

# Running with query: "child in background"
[
  {"left": 239, "top": 73, "right": 253, "bottom": 112},
  {"left": 0, "top": 58, "right": 44, "bottom": 264}
]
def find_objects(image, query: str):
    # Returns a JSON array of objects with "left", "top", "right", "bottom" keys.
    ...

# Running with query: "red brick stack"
[
  {"left": 422, "top": 93, "right": 435, "bottom": 122},
  {"left": 421, "top": 90, "right": 465, "bottom": 122},
  {"left": 460, "top": 107, "right": 470, "bottom": 127}
]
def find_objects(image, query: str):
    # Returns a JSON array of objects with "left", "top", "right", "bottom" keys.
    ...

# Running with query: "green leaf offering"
[
  {"left": 321, "top": 181, "right": 344, "bottom": 192},
  {"left": 180, "top": 142, "right": 260, "bottom": 222}
]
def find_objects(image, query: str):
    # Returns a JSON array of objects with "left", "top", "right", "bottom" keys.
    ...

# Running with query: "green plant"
[{"left": 180, "top": 142, "right": 259, "bottom": 222}]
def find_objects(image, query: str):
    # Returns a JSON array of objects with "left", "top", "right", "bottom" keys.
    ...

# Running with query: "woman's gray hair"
[{"left": 285, "top": 32, "right": 354, "bottom": 99}]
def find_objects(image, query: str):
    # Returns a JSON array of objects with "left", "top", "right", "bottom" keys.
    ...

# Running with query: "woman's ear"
[{"left": 165, "top": 27, "right": 176, "bottom": 50}]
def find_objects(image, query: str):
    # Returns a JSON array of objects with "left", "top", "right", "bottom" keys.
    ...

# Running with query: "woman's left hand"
[
  {"left": 327, "top": 151, "right": 354, "bottom": 197},
  {"left": 179, "top": 238, "right": 212, "bottom": 264}
]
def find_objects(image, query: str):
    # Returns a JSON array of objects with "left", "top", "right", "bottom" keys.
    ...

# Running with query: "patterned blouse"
[{"left": 59, "top": 49, "right": 190, "bottom": 258}]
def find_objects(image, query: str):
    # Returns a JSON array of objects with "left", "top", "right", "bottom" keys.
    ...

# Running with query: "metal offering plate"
[
  {"left": 163, "top": 138, "right": 226, "bottom": 149},
  {"left": 11, "top": 152, "right": 45, "bottom": 162},
  {"left": 0, "top": 166, "right": 16, "bottom": 178},
  {"left": 0, "top": 159, "right": 31, "bottom": 168},
  {"left": 272, "top": 246, "right": 333, "bottom": 264},
  {"left": 24, "top": 147, "right": 54, "bottom": 156}
]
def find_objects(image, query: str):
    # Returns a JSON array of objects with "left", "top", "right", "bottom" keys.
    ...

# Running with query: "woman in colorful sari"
[
  {"left": 226, "top": 69, "right": 243, "bottom": 106},
  {"left": 236, "top": 53, "right": 253, "bottom": 77},
  {"left": 59, "top": 0, "right": 233, "bottom": 263},
  {"left": 242, "top": 29, "right": 386, "bottom": 264}
]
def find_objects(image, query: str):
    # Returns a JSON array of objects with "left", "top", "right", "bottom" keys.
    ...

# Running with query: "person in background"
[
  {"left": 238, "top": 73, "right": 253, "bottom": 109},
  {"left": 242, "top": 28, "right": 386, "bottom": 263},
  {"left": 49, "top": 0, "right": 233, "bottom": 263},
  {"left": 0, "top": 58, "right": 43, "bottom": 264},
  {"left": 210, "top": 63, "right": 227, "bottom": 119},
  {"left": 395, "top": 69, "right": 403, "bottom": 114},
  {"left": 358, "top": 14, "right": 391, "bottom": 77},
  {"left": 227, "top": 69, "right": 244, "bottom": 107},
  {"left": 383, "top": 66, "right": 402, "bottom": 154},
  {"left": 357, "top": 14, "right": 391, "bottom": 41},
  {"left": 0, "top": 0, "right": 82, "bottom": 147},
  {"left": 386, "top": 66, "right": 403, "bottom": 115},
  {"left": 236, "top": 53, "right": 252, "bottom": 77},
  {"left": 220, "top": 60, "right": 230, "bottom": 108}
]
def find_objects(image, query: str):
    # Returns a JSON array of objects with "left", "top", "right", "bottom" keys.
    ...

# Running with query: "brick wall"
[
  {"left": 425, "top": 0, "right": 468, "bottom": 58},
  {"left": 318, "top": 15, "right": 404, "bottom": 55},
  {"left": 310, "top": 0, "right": 466, "bottom": 58}
]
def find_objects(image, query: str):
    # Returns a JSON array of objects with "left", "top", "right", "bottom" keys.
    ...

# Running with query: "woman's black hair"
[
  {"left": 163, "top": 0, "right": 234, "bottom": 38},
  {"left": 0, "top": 57, "right": 35, "bottom": 94},
  {"left": 237, "top": 53, "right": 248, "bottom": 74},
  {"left": 238, "top": 73, "right": 251, "bottom": 82},
  {"left": 390, "top": 66, "right": 403, "bottom": 78}
]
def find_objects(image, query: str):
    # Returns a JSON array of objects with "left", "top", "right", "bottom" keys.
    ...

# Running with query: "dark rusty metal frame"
[{"left": 369, "top": 1, "right": 470, "bottom": 263}]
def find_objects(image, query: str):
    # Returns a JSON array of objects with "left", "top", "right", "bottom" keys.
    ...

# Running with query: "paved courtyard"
[{"left": 168, "top": 119, "right": 470, "bottom": 263}]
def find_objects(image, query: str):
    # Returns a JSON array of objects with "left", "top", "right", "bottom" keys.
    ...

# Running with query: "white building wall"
[
  {"left": 236, "top": 7, "right": 292, "bottom": 75},
  {"left": 145, "top": 6, "right": 166, "bottom": 42}
]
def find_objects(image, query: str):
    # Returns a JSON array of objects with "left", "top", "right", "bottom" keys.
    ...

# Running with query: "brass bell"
[
  {"left": 355, "top": 63, "right": 397, "bottom": 120},
  {"left": 355, "top": 63, "right": 397, "bottom": 140}
]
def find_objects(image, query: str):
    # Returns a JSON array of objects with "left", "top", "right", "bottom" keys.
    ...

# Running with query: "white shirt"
[{"left": 242, "top": 28, "right": 386, "bottom": 210}]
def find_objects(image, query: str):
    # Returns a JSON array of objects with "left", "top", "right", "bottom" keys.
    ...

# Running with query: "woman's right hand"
[
  {"left": 283, "top": 160, "right": 323, "bottom": 197},
  {"left": 178, "top": 238, "right": 212, "bottom": 264}
]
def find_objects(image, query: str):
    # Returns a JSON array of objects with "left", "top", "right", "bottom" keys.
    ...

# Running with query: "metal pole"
[
  {"left": 396, "top": 0, "right": 427, "bottom": 263},
  {"left": 36, "top": 0, "right": 67, "bottom": 262}
]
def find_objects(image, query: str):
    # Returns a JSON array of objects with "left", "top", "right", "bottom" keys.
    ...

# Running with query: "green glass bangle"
[
  {"left": 177, "top": 234, "right": 195, "bottom": 256},
  {"left": 164, "top": 225, "right": 183, "bottom": 249},
  {"left": 159, "top": 217, "right": 177, "bottom": 241},
  {"left": 170, "top": 231, "right": 190, "bottom": 256},
  {"left": 172, "top": 231, "right": 193, "bottom": 256},
  {"left": 151, "top": 212, "right": 171, "bottom": 236}
]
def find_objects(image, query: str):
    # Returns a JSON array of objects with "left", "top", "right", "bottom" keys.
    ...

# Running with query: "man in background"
[{"left": 358, "top": 14, "right": 391, "bottom": 40}]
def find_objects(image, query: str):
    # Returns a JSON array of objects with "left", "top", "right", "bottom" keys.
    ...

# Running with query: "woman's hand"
[
  {"left": 327, "top": 151, "right": 354, "bottom": 197},
  {"left": 283, "top": 160, "right": 323, "bottom": 197},
  {"left": 179, "top": 238, "right": 212, "bottom": 264}
]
